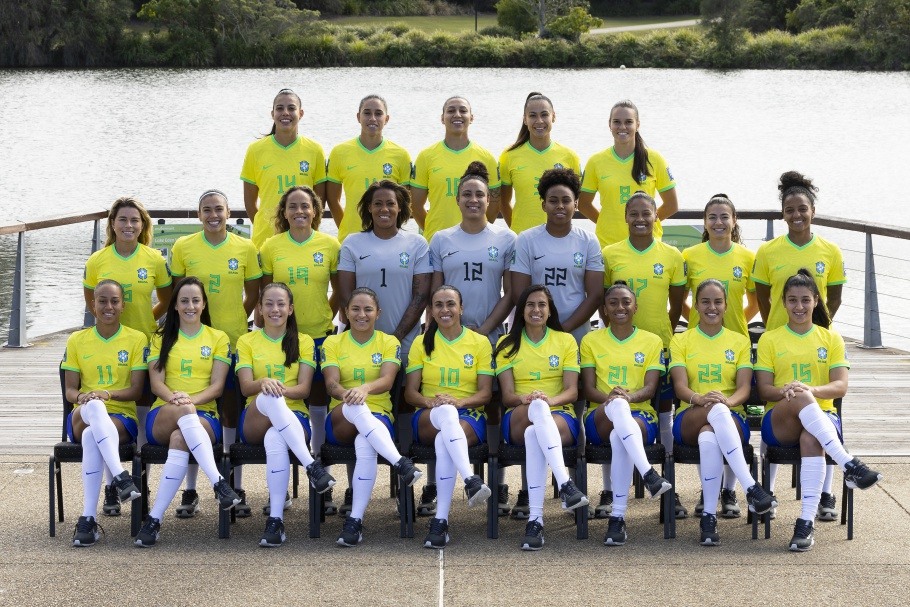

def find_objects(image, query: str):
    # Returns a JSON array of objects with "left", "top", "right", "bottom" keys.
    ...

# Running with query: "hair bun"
[
  {"left": 778, "top": 171, "right": 817, "bottom": 194},
  {"left": 462, "top": 161, "right": 489, "bottom": 181}
]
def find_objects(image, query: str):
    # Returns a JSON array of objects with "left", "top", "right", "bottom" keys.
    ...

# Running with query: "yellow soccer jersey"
[
  {"left": 148, "top": 325, "right": 231, "bottom": 414},
  {"left": 260, "top": 230, "right": 339, "bottom": 338},
  {"left": 499, "top": 141, "right": 581, "bottom": 234},
  {"left": 602, "top": 239, "right": 687, "bottom": 347},
  {"left": 755, "top": 324, "right": 848, "bottom": 413},
  {"left": 580, "top": 147, "right": 676, "bottom": 247},
  {"left": 61, "top": 325, "right": 149, "bottom": 419},
  {"left": 411, "top": 141, "right": 501, "bottom": 242},
  {"left": 240, "top": 134, "right": 327, "bottom": 248},
  {"left": 170, "top": 232, "right": 262, "bottom": 347},
  {"left": 752, "top": 234, "right": 846, "bottom": 331},
  {"left": 321, "top": 330, "right": 401, "bottom": 417},
  {"left": 580, "top": 327, "right": 664, "bottom": 413},
  {"left": 494, "top": 328, "right": 580, "bottom": 413},
  {"left": 83, "top": 244, "right": 172, "bottom": 337},
  {"left": 669, "top": 327, "right": 752, "bottom": 415},
  {"left": 236, "top": 330, "right": 316, "bottom": 413},
  {"left": 684, "top": 242, "right": 756, "bottom": 336},
  {"left": 406, "top": 328, "right": 494, "bottom": 404},
  {"left": 327, "top": 137, "right": 412, "bottom": 243}
]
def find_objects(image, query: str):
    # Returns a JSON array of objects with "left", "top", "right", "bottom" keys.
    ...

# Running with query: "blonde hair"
[{"left": 105, "top": 197, "right": 153, "bottom": 247}]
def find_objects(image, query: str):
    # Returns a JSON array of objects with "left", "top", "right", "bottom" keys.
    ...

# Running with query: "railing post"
[
  {"left": 82, "top": 219, "right": 101, "bottom": 328},
  {"left": 3, "top": 232, "right": 30, "bottom": 348},
  {"left": 861, "top": 232, "right": 883, "bottom": 348},
  {"left": 765, "top": 218, "right": 774, "bottom": 241}
]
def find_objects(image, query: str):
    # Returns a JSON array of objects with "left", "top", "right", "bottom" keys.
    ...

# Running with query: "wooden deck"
[{"left": 1, "top": 330, "right": 909, "bottom": 456}]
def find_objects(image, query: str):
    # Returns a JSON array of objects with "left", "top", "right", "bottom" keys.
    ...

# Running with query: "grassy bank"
[{"left": 323, "top": 14, "right": 695, "bottom": 33}]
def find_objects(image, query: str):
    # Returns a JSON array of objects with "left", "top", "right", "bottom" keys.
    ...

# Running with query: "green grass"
[{"left": 323, "top": 13, "right": 700, "bottom": 34}]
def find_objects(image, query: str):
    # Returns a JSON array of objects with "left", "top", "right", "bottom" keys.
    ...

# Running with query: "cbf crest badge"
[
  {"left": 382, "top": 163, "right": 393, "bottom": 176},
  {"left": 548, "top": 355, "right": 560, "bottom": 368},
  {"left": 653, "top": 263, "right": 664, "bottom": 276},
  {"left": 300, "top": 161, "right": 310, "bottom": 173},
  {"left": 573, "top": 252, "right": 584, "bottom": 268},
  {"left": 488, "top": 246, "right": 499, "bottom": 261},
  {"left": 313, "top": 252, "right": 324, "bottom": 264},
  {"left": 634, "top": 352, "right": 645, "bottom": 364},
  {"left": 815, "top": 261, "right": 826, "bottom": 274},
  {"left": 137, "top": 268, "right": 148, "bottom": 280},
  {"left": 733, "top": 266, "right": 743, "bottom": 280},
  {"left": 399, "top": 252, "right": 411, "bottom": 268},
  {"left": 817, "top": 347, "right": 828, "bottom": 360},
  {"left": 118, "top": 350, "right": 129, "bottom": 364},
  {"left": 725, "top": 349, "right": 735, "bottom": 362},
  {"left": 463, "top": 354, "right": 474, "bottom": 366},
  {"left": 201, "top": 346, "right": 212, "bottom": 358},
  {"left": 371, "top": 353, "right": 383, "bottom": 365}
]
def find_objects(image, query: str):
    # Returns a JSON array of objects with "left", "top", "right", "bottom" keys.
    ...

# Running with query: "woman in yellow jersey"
[
  {"left": 260, "top": 185, "right": 341, "bottom": 511},
  {"left": 404, "top": 285, "right": 494, "bottom": 549},
  {"left": 683, "top": 194, "right": 758, "bottom": 337},
  {"left": 322, "top": 288, "right": 423, "bottom": 547},
  {"left": 753, "top": 171, "right": 847, "bottom": 512},
  {"left": 602, "top": 192, "right": 686, "bottom": 517},
  {"left": 669, "top": 279, "right": 777, "bottom": 547},
  {"left": 578, "top": 100, "right": 679, "bottom": 248},
  {"left": 241, "top": 88, "right": 328, "bottom": 249},
  {"left": 754, "top": 171, "right": 845, "bottom": 331},
  {"left": 135, "top": 277, "right": 240, "bottom": 548},
  {"left": 411, "top": 96, "right": 501, "bottom": 241},
  {"left": 170, "top": 189, "right": 261, "bottom": 517},
  {"left": 580, "top": 281, "right": 672, "bottom": 546},
  {"left": 236, "top": 282, "right": 335, "bottom": 547},
  {"left": 493, "top": 285, "right": 589, "bottom": 551},
  {"left": 499, "top": 92, "right": 581, "bottom": 233},
  {"left": 326, "top": 94, "right": 412, "bottom": 243},
  {"left": 63, "top": 280, "right": 146, "bottom": 547},
  {"left": 756, "top": 270, "right": 881, "bottom": 551},
  {"left": 83, "top": 197, "right": 171, "bottom": 512}
]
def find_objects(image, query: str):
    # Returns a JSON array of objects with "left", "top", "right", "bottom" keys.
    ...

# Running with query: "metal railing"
[{"left": 0, "top": 208, "right": 899, "bottom": 349}]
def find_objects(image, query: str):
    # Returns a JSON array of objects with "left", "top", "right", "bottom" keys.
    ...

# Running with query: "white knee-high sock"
[
  {"left": 524, "top": 425, "right": 547, "bottom": 525},
  {"left": 104, "top": 466, "right": 114, "bottom": 486},
  {"left": 800, "top": 456, "right": 825, "bottom": 521},
  {"left": 698, "top": 432, "right": 723, "bottom": 516},
  {"left": 184, "top": 465, "right": 198, "bottom": 490},
  {"left": 822, "top": 465, "right": 835, "bottom": 493},
  {"left": 176, "top": 414, "right": 222, "bottom": 485},
  {"left": 80, "top": 428, "right": 104, "bottom": 518},
  {"left": 798, "top": 404, "right": 851, "bottom": 467},
  {"left": 264, "top": 427, "right": 290, "bottom": 519},
  {"left": 150, "top": 449, "right": 189, "bottom": 520},
  {"left": 257, "top": 394, "right": 314, "bottom": 467},
  {"left": 434, "top": 433, "right": 457, "bottom": 521},
  {"left": 430, "top": 405, "right": 473, "bottom": 480},
  {"left": 222, "top": 426, "right": 241, "bottom": 489},
  {"left": 723, "top": 466, "right": 736, "bottom": 491},
  {"left": 79, "top": 400, "right": 126, "bottom": 476},
  {"left": 761, "top": 441, "right": 779, "bottom": 490},
  {"left": 309, "top": 404, "right": 328, "bottom": 455},
  {"left": 706, "top": 405, "right": 757, "bottom": 489},
  {"left": 341, "top": 404, "right": 402, "bottom": 465},
  {"left": 350, "top": 434, "right": 377, "bottom": 520},
  {"left": 526, "top": 399, "right": 569, "bottom": 487},
  {"left": 658, "top": 411, "right": 673, "bottom": 448},
  {"left": 609, "top": 430, "right": 633, "bottom": 519},
  {"left": 605, "top": 399, "right": 651, "bottom": 475}
]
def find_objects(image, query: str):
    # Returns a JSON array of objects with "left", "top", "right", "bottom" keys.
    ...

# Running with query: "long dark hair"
[
  {"left": 422, "top": 285, "right": 463, "bottom": 357},
  {"left": 357, "top": 180, "right": 412, "bottom": 232},
  {"left": 274, "top": 185, "right": 323, "bottom": 233},
  {"left": 261, "top": 282, "right": 301, "bottom": 368},
  {"left": 611, "top": 100, "right": 651, "bottom": 184},
  {"left": 154, "top": 276, "right": 213, "bottom": 372},
  {"left": 778, "top": 170, "right": 818, "bottom": 210},
  {"left": 507, "top": 92, "right": 554, "bottom": 152},
  {"left": 783, "top": 269, "right": 831, "bottom": 329},
  {"left": 493, "top": 285, "right": 563, "bottom": 360},
  {"left": 267, "top": 89, "right": 302, "bottom": 137},
  {"left": 701, "top": 194, "right": 743, "bottom": 244}
]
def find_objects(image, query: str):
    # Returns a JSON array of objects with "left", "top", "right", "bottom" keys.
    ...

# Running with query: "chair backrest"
[{"left": 58, "top": 362, "right": 74, "bottom": 442}]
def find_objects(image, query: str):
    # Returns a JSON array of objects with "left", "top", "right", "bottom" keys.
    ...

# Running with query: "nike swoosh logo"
[
  {"left": 704, "top": 476, "right": 718, "bottom": 481},
  {"left": 277, "top": 423, "right": 291, "bottom": 432},
  {"left": 262, "top": 164, "right": 274, "bottom": 170},
  {"left": 270, "top": 469, "right": 287, "bottom": 474},
  {"left": 188, "top": 260, "right": 199, "bottom": 266},
  {"left": 365, "top": 429, "right": 375, "bottom": 438},
  {"left": 190, "top": 443, "right": 203, "bottom": 452},
  {"left": 597, "top": 353, "right": 609, "bottom": 358},
  {"left": 347, "top": 165, "right": 357, "bottom": 170},
  {"left": 82, "top": 354, "right": 94, "bottom": 359},
  {"left": 274, "top": 256, "right": 286, "bottom": 262},
  {"left": 357, "top": 476, "right": 373, "bottom": 481},
  {"left": 432, "top": 167, "right": 443, "bottom": 173},
  {"left": 776, "top": 351, "right": 787, "bottom": 357},
  {"left": 773, "top": 264, "right": 787, "bottom": 271},
  {"left": 442, "top": 251, "right": 458, "bottom": 259},
  {"left": 687, "top": 354, "right": 697, "bottom": 359},
  {"left": 86, "top": 470, "right": 100, "bottom": 475},
  {"left": 533, "top": 255, "right": 545, "bottom": 260},
  {"left": 97, "top": 436, "right": 108, "bottom": 444},
  {"left": 615, "top": 493, "right": 626, "bottom": 498},
  {"left": 529, "top": 485, "right": 541, "bottom": 490},
  {"left": 165, "top": 476, "right": 181, "bottom": 480},
  {"left": 100, "top": 272, "right": 112, "bottom": 278},
  {"left": 516, "top": 165, "right": 527, "bottom": 170},
  {"left": 547, "top": 445, "right": 559, "bottom": 450},
  {"left": 726, "top": 448, "right": 738, "bottom": 455},
  {"left": 622, "top": 433, "right": 633, "bottom": 440},
  {"left": 449, "top": 438, "right": 463, "bottom": 443},
  {"left": 440, "top": 476, "right": 454, "bottom": 480},
  {"left": 360, "top": 255, "right": 371, "bottom": 260}
]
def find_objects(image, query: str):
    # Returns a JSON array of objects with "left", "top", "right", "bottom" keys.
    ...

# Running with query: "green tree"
[
  {"left": 548, "top": 6, "right": 603, "bottom": 41},
  {"left": 495, "top": 0, "right": 591, "bottom": 36},
  {"left": 854, "top": 0, "right": 910, "bottom": 68}
]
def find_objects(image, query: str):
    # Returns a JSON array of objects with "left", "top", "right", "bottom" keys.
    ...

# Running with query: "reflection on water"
[{"left": 1, "top": 68, "right": 909, "bottom": 346}]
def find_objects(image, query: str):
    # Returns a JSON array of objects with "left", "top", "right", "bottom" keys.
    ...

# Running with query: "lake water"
[{"left": 1, "top": 68, "right": 909, "bottom": 347}]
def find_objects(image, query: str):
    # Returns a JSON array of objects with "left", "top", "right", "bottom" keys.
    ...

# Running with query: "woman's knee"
[
  {"left": 169, "top": 429, "right": 188, "bottom": 450},
  {"left": 430, "top": 403, "right": 458, "bottom": 427},
  {"left": 799, "top": 430, "right": 822, "bottom": 454}
]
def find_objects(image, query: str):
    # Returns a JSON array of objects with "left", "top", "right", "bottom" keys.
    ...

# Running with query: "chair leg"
[
  {"left": 48, "top": 456, "right": 56, "bottom": 537},
  {"left": 762, "top": 458, "right": 772, "bottom": 539},
  {"left": 218, "top": 459, "right": 230, "bottom": 539},
  {"left": 664, "top": 456, "right": 675, "bottom": 539},
  {"left": 488, "top": 457, "right": 500, "bottom": 539},
  {"left": 844, "top": 480, "right": 854, "bottom": 540},
  {"left": 56, "top": 459, "right": 65, "bottom": 524},
  {"left": 633, "top": 468, "right": 644, "bottom": 499},
  {"left": 308, "top": 482, "right": 320, "bottom": 538},
  {"left": 292, "top": 462, "right": 299, "bottom": 499},
  {"left": 486, "top": 457, "right": 496, "bottom": 539},
  {"left": 575, "top": 458, "right": 588, "bottom": 540},
  {"left": 131, "top": 456, "right": 142, "bottom": 537}
]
